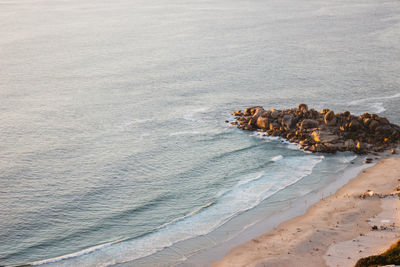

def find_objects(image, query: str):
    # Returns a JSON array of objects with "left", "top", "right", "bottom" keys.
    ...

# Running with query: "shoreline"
[
  {"left": 177, "top": 153, "right": 370, "bottom": 267},
  {"left": 10, "top": 153, "right": 372, "bottom": 267},
  {"left": 212, "top": 156, "right": 400, "bottom": 267}
]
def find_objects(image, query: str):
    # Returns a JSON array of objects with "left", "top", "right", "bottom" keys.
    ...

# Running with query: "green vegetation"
[{"left": 355, "top": 239, "right": 400, "bottom": 267}]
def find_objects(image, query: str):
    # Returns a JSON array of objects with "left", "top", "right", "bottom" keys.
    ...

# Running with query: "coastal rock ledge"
[{"left": 230, "top": 104, "right": 400, "bottom": 154}]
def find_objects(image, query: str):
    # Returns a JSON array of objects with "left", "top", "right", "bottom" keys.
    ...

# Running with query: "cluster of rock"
[
  {"left": 229, "top": 104, "right": 400, "bottom": 154},
  {"left": 360, "top": 189, "right": 400, "bottom": 199}
]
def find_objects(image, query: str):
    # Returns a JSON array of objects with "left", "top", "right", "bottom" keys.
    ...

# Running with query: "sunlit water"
[{"left": 1, "top": 0, "right": 399, "bottom": 265}]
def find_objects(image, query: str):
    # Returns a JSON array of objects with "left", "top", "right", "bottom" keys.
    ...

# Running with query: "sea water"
[{"left": 1, "top": 0, "right": 400, "bottom": 266}]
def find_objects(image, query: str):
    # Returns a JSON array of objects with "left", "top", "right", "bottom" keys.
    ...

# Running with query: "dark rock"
[
  {"left": 363, "top": 118, "right": 371, "bottom": 126},
  {"left": 344, "top": 139, "right": 356, "bottom": 150},
  {"left": 379, "top": 117, "right": 390, "bottom": 125},
  {"left": 356, "top": 141, "right": 367, "bottom": 153},
  {"left": 231, "top": 105, "right": 400, "bottom": 154},
  {"left": 269, "top": 122, "right": 280, "bottom": 131},
  {"left": 232, "top": 110, "right": 243, "bottom": 116},
  {"left": 238, "top": 117, "right": 249, "bottom": 125},
  {"left": 270, "top": 109, "right": 280, "bottom": 119},
  {"left": 368, "top": 120, "right": 379, "bottom": 130},
  {"left": 324, "top": 111, "right": 336, "bottom": 126},
  {"left": 376, "top": 124, "right": 393, "bottom": 136},
  {"left": 244, "top": 106, "right": 262, "bottom": 116},
  {"left": 243, "top": 125, "right": 253, "bottom": 131},
  {"left": 300, "top": 119, "right": 319, "bottom": 130},
  {"left": 256, "top": 116, "right": 269, "bottom": 129},
  {"left": 349, "top": 120, "right": 362, "bottom": 131},
  {"left": 248, "top": 107, "right": 265, "bottom": 126},
  {"left": 363, "top": 112, "right": 371, "bottom": 119},
  {"left": 282, "top": 114, "right": 296, "bottom": 129},
  {"left": 320, "top": 109, "right": 330, "bottom": 114},
  {"left": 312, "top": 130, "right": 339, "bottom": 144},
  {"left": 298, "top": 103, "right": 308, "bottom": 112},
  {"left": 243, "top": 108, "right": 252, "bottom": 116}
]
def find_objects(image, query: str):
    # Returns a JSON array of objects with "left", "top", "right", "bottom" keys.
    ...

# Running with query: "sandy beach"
[{"left": 213, "top": 156, "right": 400, "bottom": 267}]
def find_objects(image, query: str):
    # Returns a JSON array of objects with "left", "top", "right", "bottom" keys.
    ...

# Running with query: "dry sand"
[{"left": 213, "top": 157, "right": 400, "bottom": 267}]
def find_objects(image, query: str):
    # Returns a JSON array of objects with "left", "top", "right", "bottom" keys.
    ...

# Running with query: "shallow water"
[{"left": 1, "top": 0, "right": 400, "bottom": 265}]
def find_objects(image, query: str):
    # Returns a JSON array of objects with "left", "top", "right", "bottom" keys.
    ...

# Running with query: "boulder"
[
  {"left": 243, "top": 125, "right": 253, "bottom": 131},
  {"left": 368, "top": 120, "right": 379, "bottom": 130},
  {"left": 271, "top": 110, "right": 280, "bottom": 119},
  {"left": 324, "top": 111, "right": 337, "bottom": 126},
  {"left": 248, "top": 107, "right": 265, "bottom": 126},
  {"left": 232, "top": 110, "right": 243, "bottom": 116},
  {"left": 356, "top": 141, "right": 366, "bottom": 153},
  {"left": 363, "top": 112, "right": 371, "bottom": 119},
  {"left": 311, "top": 109, "right": 320, "bottom": 119},
  {"left": 238, "top": 119, "right": 248, "bottom": 125},
  {"left": 269, "top": 122, "right": 280, "bottom": 131},
  {"left": 298, "top": 103, "right": 308, "bottom": 112},
  {"left": 320, "top": 108, "right": 330, "bottom": 114},
  {"left": 312, "top": 130, "right": 339, "bottom": 144},
  {"left": 344, "top": 139, "right": 356, "bottom": 149},
  {"left": 348, "top": 120, "right": 362, "bottom": 131},
  {"left": 282, "top": 114, "right": 296, "bottom": 129},
  {"left": 376, "top": 124, "right": 393, "bottom": 135},
  {"left": 256, "top": 116, "right": 269, "bottom": 129},
  {"left": 371, "top": 114, "right": 379, "bottom": 120},
  {"left": 300, "top": 119, "right": 319, "bottom": 130},
  {"left": 334, "top": 142, "right": 347, "bottom": 151},
  {"left": 237, "top": 116, "right": 250, "bottom": 125},
  {"left": 323, "top": 143, "right": 339, "bottom": 153},
  {"left": 363, "top": 118, "right": 371, "bottom": 126},
  {"left": 243, "top": 108, "right": 252, "bottom": 116},
  {"left": 244, "top": 106, "right": 262, "bottom": 116},
  {"left": 232, "top": 104, "right": 400, "bottom": 154},
  {"left": 379, "top": 117, "right": 390, "bottom": 125},
  {"left": 365, "top": 158, "right": 373, "bottom": 164},
  {"left": 299, "top": 140, "right": 306, "bottom": 146}
]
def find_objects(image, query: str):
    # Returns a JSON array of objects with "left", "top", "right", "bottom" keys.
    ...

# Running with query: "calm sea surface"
[{"left": 1, "top": 0, "right": 399, "bottom": 265}]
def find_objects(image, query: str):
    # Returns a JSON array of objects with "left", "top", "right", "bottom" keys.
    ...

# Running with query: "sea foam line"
[
  {"left": 27, "top": 156, "right": 324, "bottom": 267},
  {"left": 349, "top": 92, "right": 400, "bottom": 105},
  {"left": 30, "top": 240, "right": 123, "bottom": 266},
  {"left": 270, "top": 155, "right": 283, "bottom": 162}
]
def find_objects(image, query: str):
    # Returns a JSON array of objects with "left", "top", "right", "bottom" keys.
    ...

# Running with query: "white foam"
[
  {"left": 237, "top": 172, "right": 265, "bottom": 186},
  {"left": 348, "top": 92, "right": 400, "bottom": 114},
  {"left": 168, "top": 129, "right": 222, "bottom": 137},
  {"left": 371, "top": 102, "right": 386, "bottom": 114},
  {"left": 251, "top": 133, "right": 301, "bottom": 151},
  {"left": 341, "top": 155, "right": 358, "bottom": 163},
  {"left": 40, "top": 155, "right": 324, "bottom": 266},
  {"left": 349, "top": 92, "right": 400, "bottom": 105},
  {"left": 30, "top": 240, "right": 123, "bottom": 265},
  {"left": 183, "top": 107, "right": 211, "bottom": 122},
  {"left": 270, "top": 155, "right": 283, "bottom": 162},
  {"left": 280, "top": 139, "right": 301, "bottom": 150}
]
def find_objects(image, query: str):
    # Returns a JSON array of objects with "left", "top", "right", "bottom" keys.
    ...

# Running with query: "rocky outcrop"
[{"left": 229, "top": 104, "right": 400, "bottom": 154}]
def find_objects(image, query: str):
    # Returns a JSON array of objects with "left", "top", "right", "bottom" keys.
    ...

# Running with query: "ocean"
[{"left": 1, "top": 0, "right": 400, "bottom": 266}]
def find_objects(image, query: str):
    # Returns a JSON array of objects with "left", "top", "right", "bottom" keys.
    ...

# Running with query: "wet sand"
[{"left": 213, "top": 157, "right": 400, "bottom": 267}]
